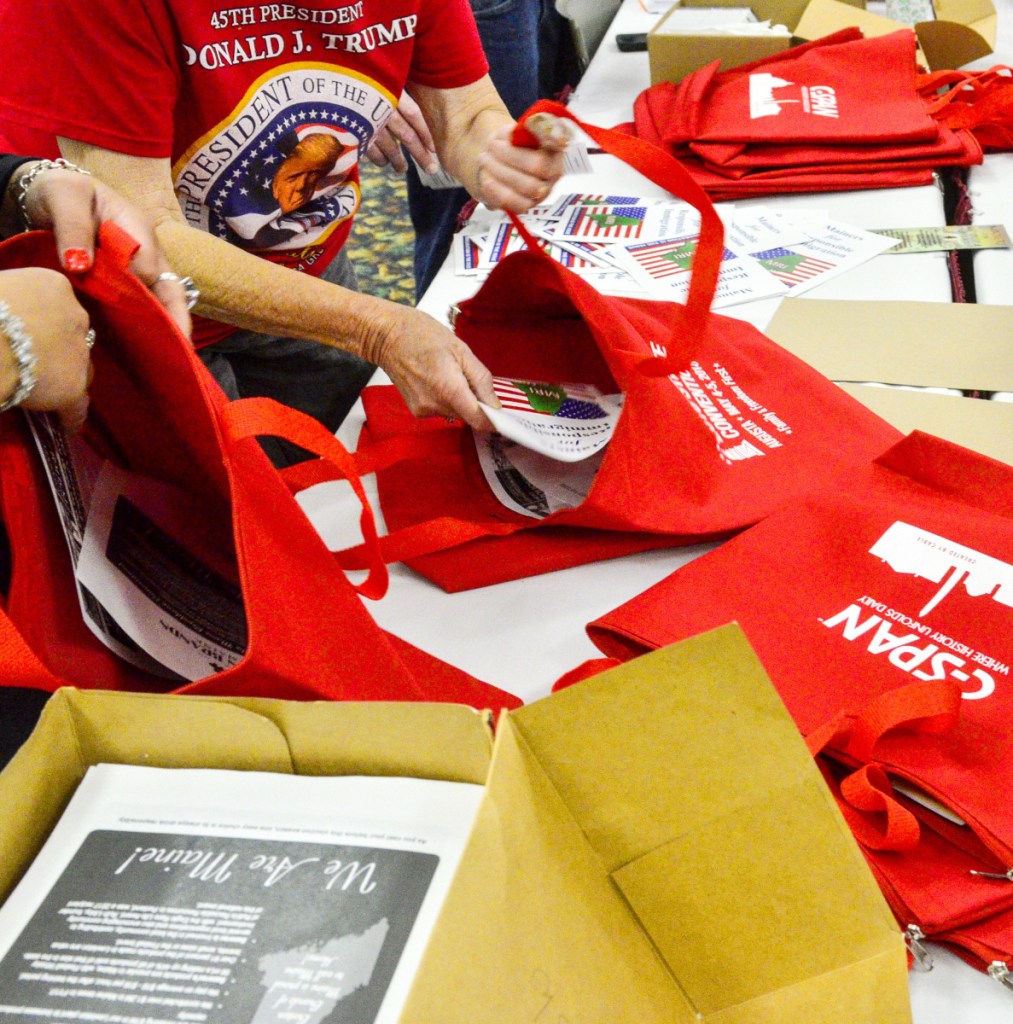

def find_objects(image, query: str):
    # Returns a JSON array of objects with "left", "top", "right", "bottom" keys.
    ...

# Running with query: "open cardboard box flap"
[
  {"left": 649, "top": 0, "right": 994, "bottom": 85},
  {"left": 0, "top": 626, "right": 911, "bottom": 1023},
  {"left": 766, "top": 297, "right": 1013, "bottom": 465},
  {"left": 793, "top": 0, "right": 995, "bottom": 70}
]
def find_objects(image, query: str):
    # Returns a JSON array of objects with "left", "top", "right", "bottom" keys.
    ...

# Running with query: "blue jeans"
[
  {"left": 407, "top": 0, "right": 563, "bottom": 299},
  {"left": 199, "top": 250, "right": 376, "bottom": 467}
]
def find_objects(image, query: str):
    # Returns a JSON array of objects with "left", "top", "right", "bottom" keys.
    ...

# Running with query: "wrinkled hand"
[
  {"left": 0, "top": 267, "right": 93, "bottom": 433},
  {"left": 476, "top": 119, "right": 568, "bottom": 213},
  {"left": 369, "top": 307, "right": 499, "bottom": 431},
  {"left": 365, "top": 92, "right": 438, "bottom": 175},
  {"left": 19, "top": 164, "right": 192, "bottom": 336}
]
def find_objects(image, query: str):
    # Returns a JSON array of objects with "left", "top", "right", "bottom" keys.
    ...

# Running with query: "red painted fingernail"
[{"left": 63, "top": 248, "right": 92, "bottom": 273}]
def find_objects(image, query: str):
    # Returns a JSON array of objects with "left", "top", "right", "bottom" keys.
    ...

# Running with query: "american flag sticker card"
[
  {"left": 480, "top": 378, "right": 623, "bottom": 462},
  {"left": 544, "top": 193, "right": 646, "bottom": 219},
  {"left": 612, "top": 237, "right": 788, "bottom": 307},
  {"left": 749, "top": 246, "right": 837, "bottom": 291},
  {"left": 453, "top": 233, "right": 485, "bottom": 275},
  {"left": 476, "top": 221, "right": 545, "bottom": 271},
  {"left": 555, "top": 204, "right": 652, "bottom": 241},
  {"left": 750, "top": 218, "right": 900, "bottom": 296}
]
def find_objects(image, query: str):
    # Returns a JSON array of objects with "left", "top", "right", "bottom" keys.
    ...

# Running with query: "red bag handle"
[
  {"left": 508, "top": 99, "right": 725, "bottom": 371},
  {"left": 844, "top": 679, "right": 962, "bottom": 762},
  {"left": 218, "top": 397, "right": 391, "bottom": 600},
  {"left": 822, "top": 762, "right": 921, "bottom": 852},
  {"left": 806, "top": 678, "right": 962, "bottom": 762},
  {"left": 919, "top": 66, "right": 1013, "bottom": 150},
  {"left": 273, "top": 422, "right": 533, "bottom": 569},
  {"left": 806, "top": 679, "right": 963, "bottom": 852}
]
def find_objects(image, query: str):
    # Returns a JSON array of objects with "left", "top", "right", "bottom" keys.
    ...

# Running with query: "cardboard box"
[
  {"left": 0, "top": 625, "right": 912, "bottom": 1023},
  {"left": 648, "top": 0, "right": 995, "bottom": 85},
  {"left": 648, "top": 0, "right": 864, "bottom": 84},
  {"left": 765, "top": 297, "right": 1013, "bottom": 465},
  {"left": 794, "top": 0, "right": 996, "bottom": 71}
]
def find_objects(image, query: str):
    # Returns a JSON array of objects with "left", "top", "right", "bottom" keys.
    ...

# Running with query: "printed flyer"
[
  {"left": 480, "top": 378, "right": 624, "bottom": 462},
  {"left": 0, "top": 766, "right": 483, "bottom": 1024}
]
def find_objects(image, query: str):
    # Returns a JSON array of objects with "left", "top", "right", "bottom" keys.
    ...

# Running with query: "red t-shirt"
[{"left": 0, "top": 1, "right": 488, "bottom": 345}]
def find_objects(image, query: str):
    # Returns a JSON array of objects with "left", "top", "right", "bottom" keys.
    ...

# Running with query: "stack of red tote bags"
[
  {"left": 584, "top": 432, "right": 1013, "bottom": 979},
  {"left": 623, "top": 28, "right": 1010, "bottom": 199}
]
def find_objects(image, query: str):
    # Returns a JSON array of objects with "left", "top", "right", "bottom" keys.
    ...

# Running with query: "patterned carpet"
[{"left": 346, "top": 160, "right": 416, "bottom": 305}]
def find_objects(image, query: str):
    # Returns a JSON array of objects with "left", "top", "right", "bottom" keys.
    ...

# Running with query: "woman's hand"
[
  {"left": 364, "top": 305, "right": 499, "bottom": 431},
  {"left": 15, "top": 162, "right": 192, "bottom": 336},
  {"left": 475, "top": 119, "right": 568, "bottom": 213},
  {"left": 366, "top": 92, "right": 439, "bottom": 175},
  {"left": 0, "top": 267, "right": 94, "bottom": 432}
]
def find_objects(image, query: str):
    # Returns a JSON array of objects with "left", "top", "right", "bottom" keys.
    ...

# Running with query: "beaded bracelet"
[
  {"left": 15, "top": 158, "right": 92, "bottom": 231},
  {"left": 0, "top": 299, "right": 38, "bottom": 412}
]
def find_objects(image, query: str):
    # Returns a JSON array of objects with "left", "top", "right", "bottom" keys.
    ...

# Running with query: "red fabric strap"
[
  {"left": 278, "top": 427, "right": 467, "bottom": 494},
  {"left": 336, "top": 514, "right": 527, "bottom": 570},
  {"left": 838, "top": 764, "right": 921, "bottom": 851},
  {"left": 218, "top": 397, "right": 389, "bottom": 600},
  {"left": 510, "top": 100, "right": 724, "bottom": 364},
  {"left": 845, "top": 679, "right": 963, "bottom": 762}
]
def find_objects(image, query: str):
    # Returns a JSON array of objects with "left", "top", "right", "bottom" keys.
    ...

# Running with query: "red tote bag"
[
  {"left": 589, "top": 432, "right": 1013, "bottom": 855},
  {"left": 334, "top": 101, "right": 900, "bottom": 592},
  {"left": 639, "top": 30, "right": 937, "bottom": 148},
  {"left": 815, "top": 758, "right": 1013, "bottom": 979},
  {"left": 938, "top": 905, "right": 1013, "bottom": 981},
  {"left": 0, "top": 228, "right": 519, "bottom": 712}
]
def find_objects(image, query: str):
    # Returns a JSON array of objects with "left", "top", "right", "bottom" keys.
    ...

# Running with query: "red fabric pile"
[{"left": 622, "top": 28, "right": 1012, "bottom": 200}]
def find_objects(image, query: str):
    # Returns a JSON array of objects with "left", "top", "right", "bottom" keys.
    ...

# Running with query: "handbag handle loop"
[
  {"left": 218, "top": 397, "right": 390, "bottom": 600},
  {"left": 508, "top": 100, "right": 725, "bottom": 372}
]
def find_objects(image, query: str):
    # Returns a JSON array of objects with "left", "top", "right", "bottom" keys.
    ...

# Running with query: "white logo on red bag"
[
  {"left": 870, "top": 522, "right": 1013, "bottom": 619},
  {"left": 748, "top": 73, "right": 840, "bottom": 120},
  {"left": 819, "top": 522, "right": 1011, "bottom": 700}
]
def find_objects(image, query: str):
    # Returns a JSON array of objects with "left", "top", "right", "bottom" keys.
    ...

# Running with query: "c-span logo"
[
  {"left": 870, "top": 522, "right": 1013, "bottom": 619},
  {"left": 749, "top": 73, "right": 840, "bottom": 120},
  {"left": 820, "top": 523, "right": 1010, "bottom": 700}
]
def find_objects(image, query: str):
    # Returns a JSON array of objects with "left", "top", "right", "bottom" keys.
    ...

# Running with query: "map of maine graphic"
[
  {"left": 252, "top": 920, "right": 389, "bottom": 1024},
  {"left": 869, "top": 521, "right": 1013, "bottom": 617}
]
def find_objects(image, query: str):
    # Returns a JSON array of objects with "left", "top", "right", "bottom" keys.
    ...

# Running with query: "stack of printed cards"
[{"left": 454, "top": 195, "right": 899, "bottom": 308}]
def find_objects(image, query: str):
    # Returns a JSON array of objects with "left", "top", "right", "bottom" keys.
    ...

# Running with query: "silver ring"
[
  {"left": 155, "top": 271, "right": 200, "bottom": 310},
  {"left": 84, "top": 328, "right": 96, "bottom": 350}
]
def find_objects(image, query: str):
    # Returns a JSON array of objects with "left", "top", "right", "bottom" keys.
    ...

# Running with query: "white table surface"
[{"left": 304, "top": 3, "right": 1012, "bottom": 1019}]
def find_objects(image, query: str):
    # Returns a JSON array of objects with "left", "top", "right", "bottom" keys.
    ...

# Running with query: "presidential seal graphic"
[{"left": 174, "top": 66, "right": 396, "bottom": 254}]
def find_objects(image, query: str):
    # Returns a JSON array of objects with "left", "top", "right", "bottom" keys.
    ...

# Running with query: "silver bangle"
[
  {"left": 154, "top": 270, "right": 200, "bottom": 310},
  {"left": 15, "top": 158, "right": 93, "bottom": 231},
  {"left": 0, "top": 299, "right": 38, "bottom": 412}
]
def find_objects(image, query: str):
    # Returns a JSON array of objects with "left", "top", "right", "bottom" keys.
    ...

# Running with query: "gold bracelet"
[{"left": 15, "top": 158, "right": 92, "bottom": 231}]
